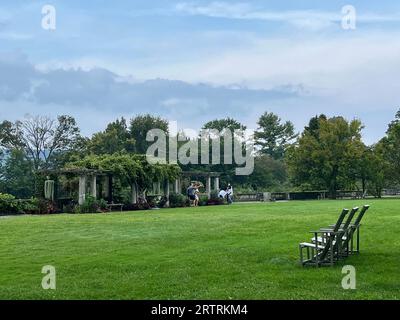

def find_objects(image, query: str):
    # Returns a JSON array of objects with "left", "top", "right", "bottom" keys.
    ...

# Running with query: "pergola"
[
  {"left": 41, "top": 169, "right": 221, "bottom": 208},
  {"left": 41, "top": 168, "right": 113, "bottom": 205}
]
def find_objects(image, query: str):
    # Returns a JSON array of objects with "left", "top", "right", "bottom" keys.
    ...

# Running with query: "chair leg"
[{"left": 299, "top": 245, "right": 304, "bottom": 266}]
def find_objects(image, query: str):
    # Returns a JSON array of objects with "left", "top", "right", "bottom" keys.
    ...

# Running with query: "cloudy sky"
[{"left": 1, "top": 0, "right": 400, "bottom": 143}]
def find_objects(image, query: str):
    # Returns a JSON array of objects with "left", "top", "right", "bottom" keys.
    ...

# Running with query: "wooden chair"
[
  {"left": 342, "top": 205, "right": 370, "bottom": 256},
  {"left": 299, "top": 208, "right": 349, "bottom": 267},
  {"left": 312, "top": 207, "right": 359, "bottom": 259}
]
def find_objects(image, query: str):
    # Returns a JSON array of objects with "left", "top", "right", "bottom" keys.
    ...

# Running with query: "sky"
[{"left": 1, "top": 0, "right": 400, "bottom": 144}]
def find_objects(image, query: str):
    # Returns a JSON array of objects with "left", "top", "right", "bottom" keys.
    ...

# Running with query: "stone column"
[
  {"left": 78, "top": 175, "right": 87, "bottom": 205},
  {"left": 90, "top": 175, "right": 97, "bottom": 198},
  {"left": 174, "top": 179, "right": 180, "bottom": 194},
  {"left": 164, "top": 180, "right": 170, "bottom": 207},
  {"left": 214, "top": 177, "right": 220, "bottom": 191},
  {"left": 206, "top": 176, "right": 211, "bottom": 199},
  {"left": 131, "top": 183, "right": 138, "bottom": 204}
]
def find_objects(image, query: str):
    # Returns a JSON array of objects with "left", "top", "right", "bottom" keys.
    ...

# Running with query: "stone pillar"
[
  {"left": 164, "top": 180, "right": 170, "bottom": 207},
  {"left": 131, "top": 183, "right": 138, "bottom": 204},
  {"left": 78, "top": 175, "right": 87, "bottom": 205},
  {"left": 214, "top": 177, "right": 220, "bottom": 191},
  {"left": 206, "top": 176, "right": 211, "bottom": 199},
  {"left": 174, "top": 179, "right": 180, "bottom": 194},
  {"left": 90, "top": 175, "right": 97, "bottom": 198}
]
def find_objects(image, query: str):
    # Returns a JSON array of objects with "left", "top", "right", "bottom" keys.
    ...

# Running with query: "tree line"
[{"left": 1, "top": 109, "right": 399, "bottom": 199}]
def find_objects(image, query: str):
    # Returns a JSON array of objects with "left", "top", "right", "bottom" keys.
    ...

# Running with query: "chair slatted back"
[
  {"left": 332, "top": 208, "right": 350, "bottom": 232},
  {"left": 320, "top": 208, "right": 349, "bottom": 260},
  {"left": 352, "top": 205, "right": 370, "bottom": 227},
  {"left": 342, "top": 207, "right": 359, "bottom": 231},
  {"left": 342, "top": 205, "right": 370, "bottom": 248}
]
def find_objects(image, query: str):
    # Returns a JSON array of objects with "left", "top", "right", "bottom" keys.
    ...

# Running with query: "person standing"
[
  {"left": 187, "top": 183, "right": 196, "bottom": 206},
  {"left": 226, "top": 184, "right": 234, "bottom": 204},
  {"left": 194, "top": 184, "right": 200, "bottom": 207}
]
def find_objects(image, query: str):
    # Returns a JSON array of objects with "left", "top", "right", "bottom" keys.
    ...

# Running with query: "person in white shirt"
[
  {"left": 226, "top": 184, "right": 233, "bottom": 204},
  {"left": 218, "top": 189, "right": 227, "bottom": 199}
]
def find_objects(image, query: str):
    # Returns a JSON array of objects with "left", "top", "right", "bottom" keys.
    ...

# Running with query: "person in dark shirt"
[{"left": 187, "top": 183, "right": 196, "bottom": 205}]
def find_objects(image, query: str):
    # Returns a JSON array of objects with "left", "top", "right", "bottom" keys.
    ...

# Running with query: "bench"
[{"left": 106, "top": 203, "right": 124, "bottom": 212}]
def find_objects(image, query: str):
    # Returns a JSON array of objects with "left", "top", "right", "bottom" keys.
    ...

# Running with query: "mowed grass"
[{"left": 0, "top": 199, "right": 399, "bottom": 300}]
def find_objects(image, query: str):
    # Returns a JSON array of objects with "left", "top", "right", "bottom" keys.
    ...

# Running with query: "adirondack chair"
[
  {"left": 299, "top": 208, "right": 349, "bottom": 267},
  {"left": 323, "top": 205, "right": 370, "bottom": 255},
  {"left": 311, "top": 207, "right": 359, "bottom": 258},
  {"left": 342, "top": 205, "right": 370, "bottom": 255}
]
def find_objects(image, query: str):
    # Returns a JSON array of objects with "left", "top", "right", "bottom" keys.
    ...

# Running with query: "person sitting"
[{"left": 218, "top": 188, "right": 227, "bottom": 201}]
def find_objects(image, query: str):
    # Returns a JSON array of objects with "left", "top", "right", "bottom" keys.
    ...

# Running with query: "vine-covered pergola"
[
  {"left": 40, "top": 168, "right": 113, "bottom": 205},
  {"left": 40, "top": 167, "right": 222, "bottom": 209}
]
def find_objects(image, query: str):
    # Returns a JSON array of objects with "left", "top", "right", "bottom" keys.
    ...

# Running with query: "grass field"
[{"left": 0, "top": 199, "right": 399, "bottom": 300}]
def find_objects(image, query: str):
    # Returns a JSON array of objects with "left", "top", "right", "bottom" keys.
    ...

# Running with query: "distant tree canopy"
[
  {"left": 0, "top": 115, "right": 81, "bottom": 171},
  {"left": 202, "top": 118, "right": 247, "bottom": 132},
  {"left": 130, "top": 114, "right": 169, "bottom": 155},
  {"left": 0, "top": 149, "right": 34, "bottom": 198},
  {"left": 287, "top": 116, "right": 365, "bottom": 198},
  {"left": 378, "top": 109, "right": 400, "bottom": 185},
  {"left": 254, "top": 112, "right": 297, "bottom": 159},
  {"left": 89, "top": 118, "right": 135, "bottom": 155}
]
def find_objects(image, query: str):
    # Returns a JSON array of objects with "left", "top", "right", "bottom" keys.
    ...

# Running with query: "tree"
[
  {"left": 304, "top": 114, "right": 327, "bottom": 138},
  {"left": 245, "top": 155, "right": 287, "bottom": 191},
  {"left": 89, "top": 118, "right": 135, "bottom": 155},
  {"left": 130, "top": 114, "right": 169, "bottom": 155},
  {"left": 364, "top": 144, "right": 388, "bottom": 197},
  {"left": 379, "top": 108, "right": 400, "bottom": 185},
  {"left": 0, "top": 115, "right": 81, "bottom": 171},
  {"left": 202, "top": 118, "right": 246, "bottom": 132},
  {"left": 287, "top": 116, "right": 364, "bottom": 198},
  {"left": 254, "top": 112, "right": 297, "bottom": 159},
  {"left": 200, "top": 118, "right": 248, "bottom": 184},
  {"left": 0, "top": 149, "right": 34, "bottom": 198}
]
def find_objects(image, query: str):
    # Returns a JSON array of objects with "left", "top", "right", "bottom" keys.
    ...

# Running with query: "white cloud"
[
  {"left": 175, "top": 2, "right": 400, "bottom": 30},
  {"left": 0, "top": 32, "right": 33, "bottom": 40}
]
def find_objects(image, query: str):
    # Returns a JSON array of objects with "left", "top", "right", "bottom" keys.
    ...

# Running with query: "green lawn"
[{"left": 0, "top": 199, "right": 399, "bottom": 300}]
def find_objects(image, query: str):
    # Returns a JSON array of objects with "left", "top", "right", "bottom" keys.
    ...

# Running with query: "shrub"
[
  {"left": 18, "top": 198, "right": 40, "bottom": 214},
  {"left": 0, "top": 193, "right": 19, "bottom": 214},
  {"left": 73, "top": 196, "right": 107, "bottom": 214},
  {"left": 168, "top": 193, "right": 189, "bottom": 208},
  {"left": 157, "top": 196, "right": 169, "bottom": 208},
  {"left": 207, "top": 198, "right": 225, "bottom": 205},
  {"left": 198, "top": 195, "right": 209, "bottom": 206},
  {"left": 123, "top": 203, "right": 150, "bottom": 211},
  {"left": 0, "top": 194, "right": 56, "bottom": 215},
  {"left": 207, "top": 190, "right": 225, "bottom": 206}
]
